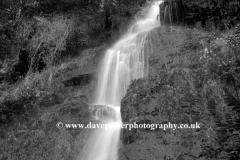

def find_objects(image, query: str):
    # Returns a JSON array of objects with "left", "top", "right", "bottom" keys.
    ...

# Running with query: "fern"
[{"left": 223, "top": 91, "right": 240, "bottom": 159}]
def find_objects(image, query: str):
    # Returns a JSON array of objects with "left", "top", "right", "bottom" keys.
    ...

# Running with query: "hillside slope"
[
  {"left": 0, "top": 44, "right": 106, "bottom": 160},
  {"left": 120, "top": 26, "right": 240, "bottom": 160}
]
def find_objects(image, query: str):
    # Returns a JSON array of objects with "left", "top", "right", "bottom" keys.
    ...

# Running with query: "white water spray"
[{"left": 79, "top": 1, "right": 162, "bottom": 160}]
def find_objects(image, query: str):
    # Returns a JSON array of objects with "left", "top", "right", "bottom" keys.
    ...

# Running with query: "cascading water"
[{"left": 79, "top": 1, "right": 162, "bottom": 160}]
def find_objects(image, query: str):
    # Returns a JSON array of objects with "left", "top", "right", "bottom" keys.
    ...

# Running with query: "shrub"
[
  {"left": 16, "top": 15, "right": 74, "bottom": 71},
  {"left": 30, "top": 16, "right": 73, "bottom": 68}
]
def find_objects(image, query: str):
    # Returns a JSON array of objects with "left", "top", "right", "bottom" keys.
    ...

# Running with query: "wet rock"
[
  {"left": 62, "top": 74, "right": 93, "bottom": 87},
  {"left": 159, "top": 0, "right": 240, "bottom": 29},
  {"left": 120, "top": 26, "right": 205, "bottom": 159},
  {"left": 160, "top": 0, "right": 185, "bottom": 25},
  {"left": 138, "top": 26, "right": 190, "bottom": 76}
]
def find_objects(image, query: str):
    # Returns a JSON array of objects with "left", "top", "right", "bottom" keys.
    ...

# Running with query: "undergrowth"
[
  {"left": 121, "top": 25, "right": 240, "bottom": 159},
  {"left": 0, "top": 43, "right": 105, "bottom": 124}
]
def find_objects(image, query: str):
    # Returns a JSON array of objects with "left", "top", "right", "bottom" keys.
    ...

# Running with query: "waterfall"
[{"left": 78, "top": 1, "right": 162, "bottom": 160}]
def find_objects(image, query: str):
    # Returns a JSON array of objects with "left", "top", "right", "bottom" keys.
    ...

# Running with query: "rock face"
[
  {"left": 62, "top": 74, "right": 93, "bottom": 87},
  {"left": 159, "top": 0, "right": 240, "bottom": 29},
  {"left": 120, "top": 70, "right": 205, "bottom": 160},
  {"left": 160, "top": 0, "right": 185, "bottom": 25},
  {"left": 139, "top": 26, "right": 191, "bottom": 76},
  {"left": 119, "top": 27, "right": 218, "bottom": 159}
]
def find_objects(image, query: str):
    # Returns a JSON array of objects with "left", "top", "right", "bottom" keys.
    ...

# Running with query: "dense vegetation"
[
  {"left": 0, "top": 0, "right": 148, "bottom": 77},
  {"left": 160, "top": 0, "right": 240, "bottom": 30},
  {"left": 0, "top": 0, "right": 149, "bottom": 124},
  {"left": 121, "top": 25, "right": 240, "bottom": 159}
]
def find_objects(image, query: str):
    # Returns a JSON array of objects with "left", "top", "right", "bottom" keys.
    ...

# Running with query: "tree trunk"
[{"left": 104, "top": 5, "right": 112, "bottom": 30}]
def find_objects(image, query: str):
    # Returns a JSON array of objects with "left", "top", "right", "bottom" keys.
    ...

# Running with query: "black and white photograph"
[{"left": 0, "top": 0, "right": 240, "bottom": 160}]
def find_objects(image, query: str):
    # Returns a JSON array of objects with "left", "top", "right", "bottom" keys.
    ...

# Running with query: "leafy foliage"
[{"left": 29, "top": 16, "right": 73, "bottom": 68}]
